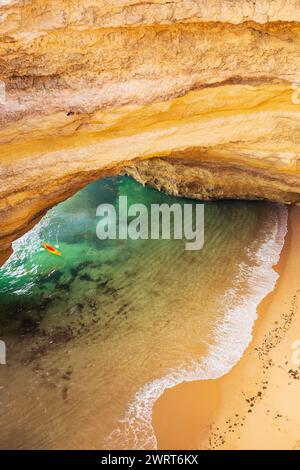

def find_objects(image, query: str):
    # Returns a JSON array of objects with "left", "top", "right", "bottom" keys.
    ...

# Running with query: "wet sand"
[{"left": 153, "top": 205, "right": 300, "bottom": 450}]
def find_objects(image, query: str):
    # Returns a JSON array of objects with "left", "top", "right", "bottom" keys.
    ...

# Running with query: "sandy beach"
[{"left": 153, "top": 205, "right": 300, "bottom": 450}]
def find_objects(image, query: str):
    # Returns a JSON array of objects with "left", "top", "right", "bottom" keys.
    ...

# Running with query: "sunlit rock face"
[{"left": 1, "top": 0, "right": 300, "bottom": 264}]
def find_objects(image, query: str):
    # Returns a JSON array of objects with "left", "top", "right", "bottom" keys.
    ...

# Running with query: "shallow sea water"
[{"left": 0, "top": 176, "right": 287, "bottom": 449}]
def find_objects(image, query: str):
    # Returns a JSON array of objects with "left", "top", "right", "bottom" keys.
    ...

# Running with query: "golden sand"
[{"left": 153, "top": 206, "right": 300, "bottom": 450}]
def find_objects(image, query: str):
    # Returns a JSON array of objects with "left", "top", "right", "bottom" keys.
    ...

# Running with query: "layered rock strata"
[{"left": 1, "top": 1, "right": 300, "bottom": 263}]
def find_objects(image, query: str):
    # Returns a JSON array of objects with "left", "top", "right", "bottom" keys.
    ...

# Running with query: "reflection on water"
[{"left": 0, "top": 177, "right": 287, "bottom": 449}]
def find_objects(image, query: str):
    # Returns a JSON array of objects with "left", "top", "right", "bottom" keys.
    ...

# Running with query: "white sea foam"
[{"left": 105, "top": 204, "right": 288, "bottom": 450}]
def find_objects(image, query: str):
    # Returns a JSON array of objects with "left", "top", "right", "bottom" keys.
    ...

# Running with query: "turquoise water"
[{"left": 0, "top": 177, "right": 286, "bottom": 449}]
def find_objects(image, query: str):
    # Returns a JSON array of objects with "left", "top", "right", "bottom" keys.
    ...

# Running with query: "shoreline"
[{"left": 153, "top": 205, "right": 300, "bottom": 450}]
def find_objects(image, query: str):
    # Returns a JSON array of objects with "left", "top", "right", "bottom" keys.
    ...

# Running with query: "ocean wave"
[{"left": 104, "top": 204, "right": 288, "bottom": 450}]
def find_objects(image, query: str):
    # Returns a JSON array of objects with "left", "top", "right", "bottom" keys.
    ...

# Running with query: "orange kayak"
[{"left": 42, "top": 242, "right": 62, "bottom": 257}]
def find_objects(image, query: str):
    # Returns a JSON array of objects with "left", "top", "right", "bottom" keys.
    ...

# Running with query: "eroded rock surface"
[{"left": 1, "top": 1, "right": 300, "bottom": 264}]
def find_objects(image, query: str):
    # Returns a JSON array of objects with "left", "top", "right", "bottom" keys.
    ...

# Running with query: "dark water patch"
[
  {"left": 79, "top": 273, "right": 94, "bottom": 282},
  {"left": 18, "top": 315, "right": 41, "bottom": 336}
]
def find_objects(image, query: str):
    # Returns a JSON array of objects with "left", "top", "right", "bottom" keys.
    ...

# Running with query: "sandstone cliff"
[{"left": 1, "top": 0, "right": 300, "bottom": 264}]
